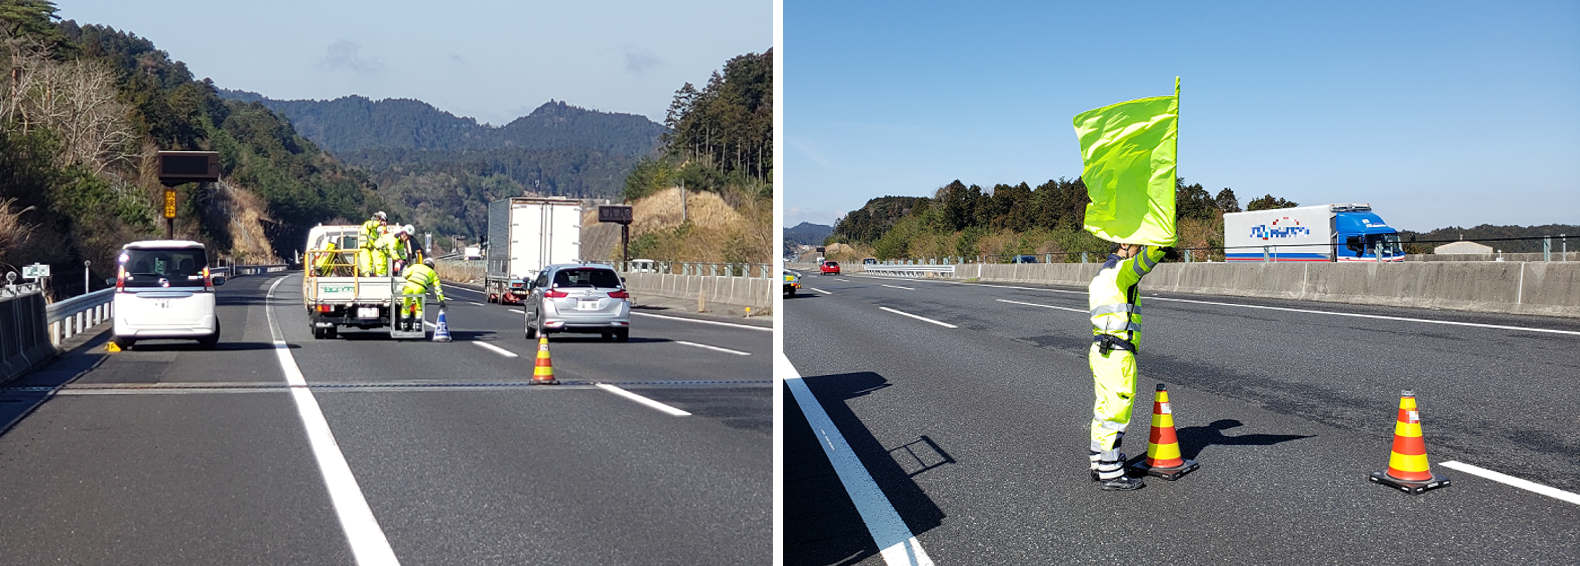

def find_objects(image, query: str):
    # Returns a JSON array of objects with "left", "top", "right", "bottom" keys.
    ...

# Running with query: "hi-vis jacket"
[
  {"left": 403, "top": 263, "right": 446, "bottom": 303},
  {"left": 1088, "top": 246, "right": 1166, "bottom": 350},
  {"left": 361, "top": 219, "right": 384, "bottom": 248}
]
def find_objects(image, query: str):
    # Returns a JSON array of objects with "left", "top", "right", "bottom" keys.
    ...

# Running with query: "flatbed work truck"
[{"left": 302, "top": 224, "right": 426, "bottom": 339}]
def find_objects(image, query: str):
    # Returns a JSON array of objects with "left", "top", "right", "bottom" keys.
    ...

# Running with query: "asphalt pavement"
[
  {"left": 783, "top": 272, "right": 1580, "bottom": 565},
  {"left": 0, "top": 272, "right": 771, "bottom": 565}
]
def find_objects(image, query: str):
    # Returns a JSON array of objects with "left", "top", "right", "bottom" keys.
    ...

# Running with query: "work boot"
[{"left": 1099, "top": 475, "right": 1145, "bottom": 491}]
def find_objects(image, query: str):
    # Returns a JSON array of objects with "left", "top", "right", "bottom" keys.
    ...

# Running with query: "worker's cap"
[
  {"left": 402, "top": 224, "right": 415, "bottom": 235},
  {"left": 423, "top": 258, "right": 435, "bottom": 268}
]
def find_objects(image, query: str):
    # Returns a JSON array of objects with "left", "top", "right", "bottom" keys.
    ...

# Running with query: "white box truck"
[
  {"left": 1224, "top": 203, "right": 1403, "bottom": 262},
  {"left": 485, "top": 197, "right": 582, "bottom": 304}
]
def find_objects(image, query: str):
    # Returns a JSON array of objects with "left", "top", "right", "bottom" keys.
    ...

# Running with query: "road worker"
[
  {"left": 400, "top": 258, "right": 446, "bottom": 330},
  {"left": 370, "top": 225, "right": 413, "bottom": 276},
  {"left": 1087, "top": 242, "right": 1166, "bottom": 491},
  {"left": 361, "top": 211, "right": 388, "bottom": 249}
]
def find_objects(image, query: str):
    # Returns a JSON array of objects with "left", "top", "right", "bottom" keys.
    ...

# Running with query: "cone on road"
[
  {"left": 1370, "top": 390, "right": 1449, "bottom": 494},
  {"left": 1131, "top": 384, "right": 1199, "bottom": 480},
  {"left": 432, "top": 308, "right": 452, "bottom": 342},
  {"left": 105, "top": 341, "right": 121, "bottom": 353},
  {"left": 532, "top": 335, "right": 559, "bottom": 385}
]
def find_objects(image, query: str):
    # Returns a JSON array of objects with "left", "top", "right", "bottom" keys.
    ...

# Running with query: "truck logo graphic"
[
  {"left": 321, "top": 285, "right": 355, "bottom": 293},
  {"left": 1248, "top": 217, "right": 1309, "bottom": 240}
]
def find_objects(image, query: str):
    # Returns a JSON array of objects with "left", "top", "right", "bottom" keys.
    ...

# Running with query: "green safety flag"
[{"left": 1073, "top": 77, "right": 1179, "bottom": 246}]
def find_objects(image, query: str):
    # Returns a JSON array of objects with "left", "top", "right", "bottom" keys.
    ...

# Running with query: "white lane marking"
[
  {"left": 1440, "top": 461, "right": 1580, "bottom": 506},
  {"left": 266, "top": 277, "right": 400, "bottom": 566},
  {"left": 674, "top": 340, "right": 751, "bottom": 356},
  {"left": 880, "top": 284, "right": 915, "bottom": 291},
  {"left": 474, "top": 342, "right": 519, "bottom": 358},
  {"left": 996, "top": 298, "right": 1086, "bottom": 314},
  {"left": 511, "top": 309, "right": 525, "bottom": 314},
  {"left": 469, "top": 301, "right": 484, "bottom": 306},
  {"left": 595, "top": 383, "right": 691, "bottom": 416},
  {"left": 1148, "top": 296, "right": 1580, "bottom": 337},
  {"left": 878, "top": 306, "right": 957, "bottom": 329},
  {"left": 807, "top": 287, "right": 833, "bottom": 295},
  {"left": 781, "top": 354, "right": 934, "bottom": 566},
  {"left": 631, "top": 311, "right": 773, "bottom": 331}
]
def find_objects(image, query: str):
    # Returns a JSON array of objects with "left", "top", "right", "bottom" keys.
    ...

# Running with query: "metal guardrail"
[{"left": 37, "top": 263, "right": 287, "bottom": 346}]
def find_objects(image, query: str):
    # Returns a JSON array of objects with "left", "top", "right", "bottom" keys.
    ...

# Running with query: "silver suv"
[{"left": 524, "top": 263, "right": 631, "bottom": 341}]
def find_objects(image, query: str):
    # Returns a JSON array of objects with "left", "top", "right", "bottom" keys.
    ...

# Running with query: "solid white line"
[
  {"left": 1148, "top": 296, "right": 1580, "bottom": 336},
  {"left": 511, "top": 309, "right": 525, "bottom": 314},
  {"left": 807, "top": 287, "right": 832, "bottom": 295},
  {"left": 266, "top": 277, "right": 400, "bottom": 566},
  {"left": 1439, "top": 461, "right": 1580, "bottom": 506},
  {"left": 781, "top": 354, "right": 933, "bottom": 566},
  {"left": 474, "top": 341, "right": 519, "bottom": 358},
  {"left": 595, "top": 383, "right": 691, "bottom": 416},
  {"left": 880, "top": 284, "right": 915, "bottom": 291},
  {"left": 996, "top": 298, "right": 1086, "bottom": 314},
  {"left": 631, "top": 311, "right": 773, "bottom": 331},
  {"left": 674, "top": 340, "right": 751, "bottom": 356},
  {"left": 878, "top": 306, "right": 957, "bottom": 329}
]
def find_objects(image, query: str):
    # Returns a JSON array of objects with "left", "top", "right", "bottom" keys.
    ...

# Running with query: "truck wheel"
[
  {"left": 312, "top": 327, "right": 325, "bottom": 340},
  {"left": 325, "top": 326, "right": 338, "bottom": 339}
]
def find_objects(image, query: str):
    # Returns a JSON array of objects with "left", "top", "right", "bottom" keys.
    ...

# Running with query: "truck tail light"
[
  {"left": 116, "top": 267, "right": 126, "bottom": 292},
  {"left": 318, "top": 304, "right": 332, "bottom": 313},
  {"left": 607, "top": 290, "right": 629, "bottom": 299},
  {"left": 203, "top": 267, "right": 214, "bottom": 292},
  {"left": 543, "top": 289, "right": 569, "bottom": 298}
]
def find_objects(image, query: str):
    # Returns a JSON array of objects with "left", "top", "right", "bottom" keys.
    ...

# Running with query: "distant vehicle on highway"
[
  {"left": 1008, "top": 254, "right": 1039, "bottom": 263},
  {"left": 463, "top": 245, "right": 482, "bottom": 260},
  {"left": 524, "top": 263, "right": 631, "bottom": 341},
  {"left": 862, "top": 258, "right": 877, "bottom": 264},
  {"left": 487, "top": 197, "right": 581, "bottom": 304},
  {"left": 783, "top": 270, "right": 801, "bottom": 297},
  {"left": 820, "top": 260, "right": 840, "bottom": 275},
  {"left": 112, "top": 240, "right": 224, "bottom": 350},
  {"left": 629, "top": 259, "right": 657, "bottom": 273}
]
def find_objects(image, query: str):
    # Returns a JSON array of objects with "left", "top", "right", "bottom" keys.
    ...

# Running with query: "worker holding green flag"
[{"left": 1073, "top": 78, "right": 1179, "bottom": 491}]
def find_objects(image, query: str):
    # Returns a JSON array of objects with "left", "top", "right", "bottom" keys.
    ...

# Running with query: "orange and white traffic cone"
[
  {"left": 1131, "top": 384, "right": 1199, "bottom": 480},
  {"left": 532, "top": 335, "right": 559, "bottom": 385},
  {"left": 1370, "top": 390, "right": 1449, "bottom": 494}
]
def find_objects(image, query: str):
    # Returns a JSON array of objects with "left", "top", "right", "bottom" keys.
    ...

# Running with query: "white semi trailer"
[{"left": 485, "top": 197, "right": 582, "bottom": 304}]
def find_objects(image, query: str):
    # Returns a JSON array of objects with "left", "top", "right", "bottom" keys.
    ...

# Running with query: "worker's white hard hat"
[
  {"left": 403, "top": 224, "right": 415, "bottom": 235},
  {"left": 374, "top": 211, "right": 387, "bottom": 221}
]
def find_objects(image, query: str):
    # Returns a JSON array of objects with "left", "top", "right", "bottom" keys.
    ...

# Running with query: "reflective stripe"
[
  {"left": 1096, "top": 419, "right": 1128, "bottom": 431},
  {"left": 1094, "top": 319, "right": 1141, "bottom": 333},
  {"left": 1091, "top": 303, "right": 1140, "bottom": 317},
  {"left": 1141, "top": 247, "right": 1158, "bottom": 270}
]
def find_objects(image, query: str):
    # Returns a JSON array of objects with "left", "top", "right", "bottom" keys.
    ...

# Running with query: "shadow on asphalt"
[
  {"left": 121, "top": 341, "right": 287, "bottom": 352},
  {"left": 785, "top": 372, "right": 946, "bottom": 566},
  {"left": 1172, "top": 418, "right": 1314, "bottom": 461}
]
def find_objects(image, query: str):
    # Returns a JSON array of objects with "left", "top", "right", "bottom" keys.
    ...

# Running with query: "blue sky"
[
  {"left": 57, "top": 0, "right": 770, "bottom": 126},
  {"left": 785, "top": 1, "right": 1580, "bottom": 232}
]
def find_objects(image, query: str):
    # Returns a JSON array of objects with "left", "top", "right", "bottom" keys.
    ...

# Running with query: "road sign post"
[
  {"left": 598, "top": 205, "right": 634, "bottom": 267},
  {"left": 156, "top": 151, "right": 220, "bottom": 240}
]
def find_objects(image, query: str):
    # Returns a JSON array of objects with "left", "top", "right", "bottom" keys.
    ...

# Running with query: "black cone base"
[
  {"left": 1369, "top": 471, "right": 1450, "bottom": 495},
  {"left": 1132, "top": 458, "right": 1198, "bottom": 481}
]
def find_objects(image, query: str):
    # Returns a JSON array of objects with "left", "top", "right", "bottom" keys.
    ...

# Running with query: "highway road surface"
[
  {"left": 0, "top": 272, "right": 770, "bottom": 565},
  {"left": 784, "top": 272, "right": 1580, "bottom": 565}
]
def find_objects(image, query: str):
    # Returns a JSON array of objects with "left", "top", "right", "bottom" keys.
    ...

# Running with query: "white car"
[{"left": 111, "top": 240, "right": 224, "bottom": 349}]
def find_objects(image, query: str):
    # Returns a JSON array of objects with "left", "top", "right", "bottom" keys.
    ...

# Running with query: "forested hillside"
[
  {"left": 618, "top": 49, "right": 772, "bottom": 264},
  {"left": 2, "top": 2, "right": 380, "bottom": 293}
]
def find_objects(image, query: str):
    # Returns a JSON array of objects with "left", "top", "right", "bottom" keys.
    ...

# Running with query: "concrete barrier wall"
[
  {"left": 621, "top": 272, "right": 773, "bottom": 310},
  {"left": 837, "top": 260, "right": 1580, "bottom": 318},
  {"left": 1, "top": 291, "right": 55, "bottom": 383},
  {"left": 1407, "top": 252, "right": 1579, "bottom": 262}
]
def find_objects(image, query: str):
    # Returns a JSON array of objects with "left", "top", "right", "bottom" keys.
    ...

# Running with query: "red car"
[{"left": 820, "top": 260, "right": 840, "bottom": 275}]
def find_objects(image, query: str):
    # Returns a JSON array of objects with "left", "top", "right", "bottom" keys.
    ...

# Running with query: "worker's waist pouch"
[{"left": 1093, "top": 334, "right": 1135, "bottom": 355}]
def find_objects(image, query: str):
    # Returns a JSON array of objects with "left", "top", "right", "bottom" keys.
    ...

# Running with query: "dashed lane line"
[
  {"left": 631, "top": 311, "right": 772, "bottom": 331},
  {"left": 595, "top": 383, "right": 691, "bottom": 416},
  {"left": 807, "top": 287, "right": 833, "bottom": 295},
  {"left": 878, "top": 306, "right": 957, "bottom": 329},
  {"left": 1440, "top": 461, "right": 1580, "bottom": 506},
  {"left": 266, "top": 277, "right": 400, "bottom": 566},
  {"left": 880, "top": 284, "right": 915, "bottom": 291},
  {"left": 995, "top": 298, "right": 1086, "bottom": 314},
  {"left": 674, "top": 340, "right": 751, "bottom": 356},
  {"left": 473, "top": 341, "right": 519, "bottom": 358},
  {"left": 781, "top": 354, "right": 933, "bottom": 566}
]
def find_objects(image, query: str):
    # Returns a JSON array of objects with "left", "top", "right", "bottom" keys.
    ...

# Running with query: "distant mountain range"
[
  {"left": 784, "top": 222, "right": 832, "bottom": 247},
  {"left": 218, "top": 90, "right": 665, "bottom": 157}
]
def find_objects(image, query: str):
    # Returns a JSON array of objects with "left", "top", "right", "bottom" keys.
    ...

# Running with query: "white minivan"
[{"left": 111, "top": 240, "right": 224, "bottom": 349}]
